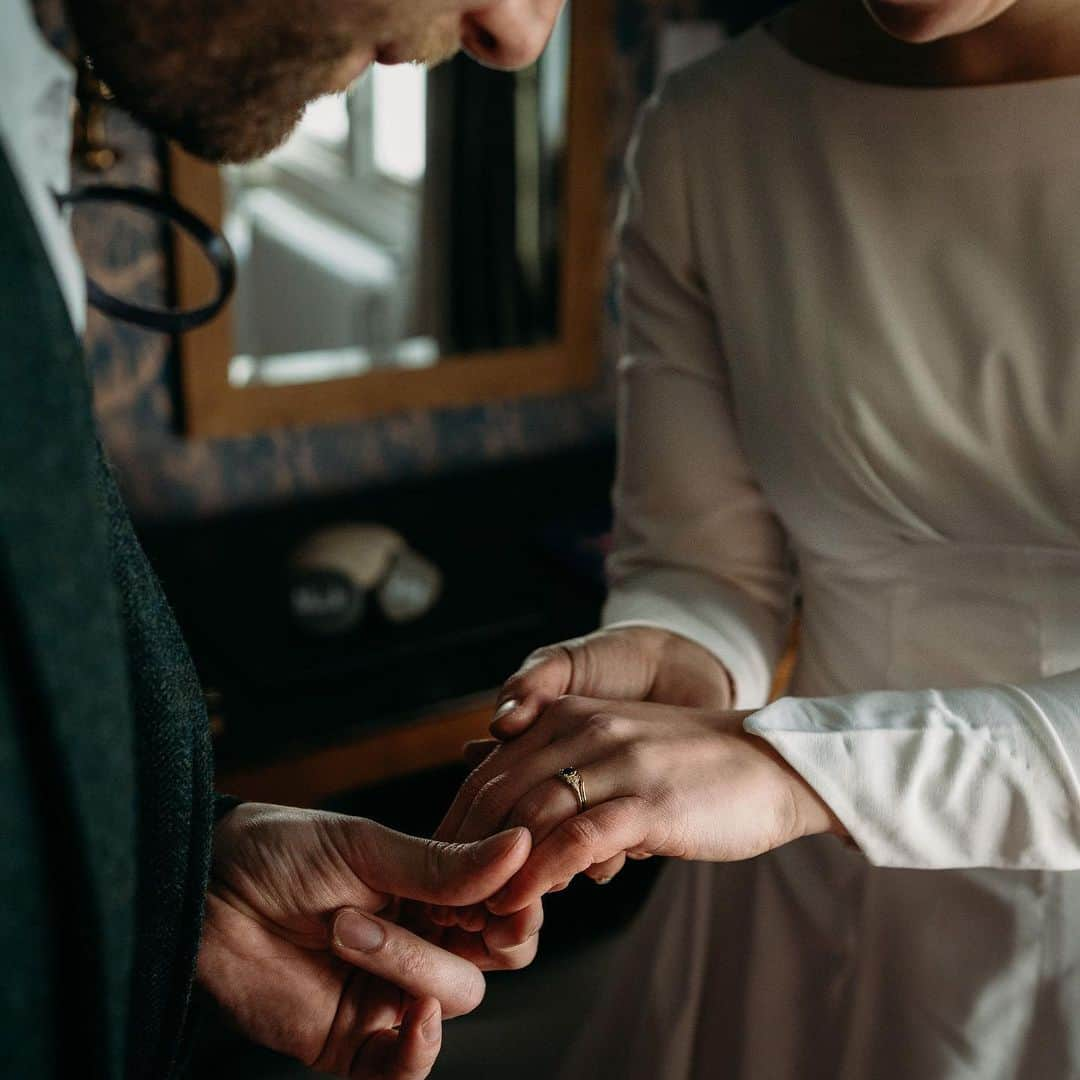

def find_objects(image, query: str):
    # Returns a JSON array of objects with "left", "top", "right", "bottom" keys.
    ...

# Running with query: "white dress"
[{"left": 564, "top": 28, "right": 1080, "bottom": 1079}]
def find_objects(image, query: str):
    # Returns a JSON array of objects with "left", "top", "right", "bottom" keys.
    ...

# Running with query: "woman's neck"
[{"left": 772, "top": 0, "right": 1080, "bottom": 86}]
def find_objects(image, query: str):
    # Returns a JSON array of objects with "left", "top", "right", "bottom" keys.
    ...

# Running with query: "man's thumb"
[{"left": 354, "top": 823, "right": 531, "bottom": 905}]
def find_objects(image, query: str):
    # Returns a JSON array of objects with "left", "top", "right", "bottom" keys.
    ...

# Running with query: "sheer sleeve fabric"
[
  {"left": 610, "top": 87, "right": 1080, "bottom": 873},
  {"left": 603, "top": 89, "right": 795, "bottom": 711}
]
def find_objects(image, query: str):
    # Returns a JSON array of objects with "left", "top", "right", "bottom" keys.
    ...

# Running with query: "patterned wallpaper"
[{"left": 69, "top": 0, "right": 751, "bottom": 522}]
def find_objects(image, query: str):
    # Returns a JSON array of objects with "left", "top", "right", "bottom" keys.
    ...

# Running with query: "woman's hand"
[
  {"left": 444, "top": 629, "right": 732, "bottom": 889},
  {"left": 198, "top": 805, "right": 539, "bottom": 1079},
  {"left": 487, "top": 628, "right": 735, "bottom": 742},
  {"left": 438, "top": 697, "right": 842, "bottom": 917}
]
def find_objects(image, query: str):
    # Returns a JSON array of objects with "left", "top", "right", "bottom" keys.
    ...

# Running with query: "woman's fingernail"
[
  {"left": 462, "top": 909, "right": 487, "bottom": 932},
  {"left": 592, "top": 875, "right": 612, "bottom": 885},
  {"left": 472, "top": 826, "right": 527, "bottom": 865},
  {"left": 493, "top": 699, "right": 519, "bottom": 724},
  {"left": 334, "top": 909, "right": 385, "bottom": 953}
]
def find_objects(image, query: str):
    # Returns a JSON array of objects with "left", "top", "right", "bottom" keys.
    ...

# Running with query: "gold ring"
[{"left": 557, "top": 766, "right": 588, "bottom": 812}]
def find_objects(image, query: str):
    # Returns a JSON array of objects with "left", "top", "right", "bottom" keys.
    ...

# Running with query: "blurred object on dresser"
[{"left": 140, "top": 441, "right": 615, "bottom": 805}]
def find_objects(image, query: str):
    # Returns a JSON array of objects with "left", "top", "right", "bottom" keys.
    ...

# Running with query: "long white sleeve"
[
  {"left": 612, "top": 73, "right": 1080, "bottom": 873},
  {"left": 603, "top": 90, "right": 794, "bottom": 711},
  {"left": 748, "top": 672, "right": 1080, "bottom": 869}
]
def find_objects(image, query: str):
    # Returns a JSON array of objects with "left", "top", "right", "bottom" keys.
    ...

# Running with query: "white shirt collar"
[{"left": 0, "top": 0, "right": 86, "bottom": 334}]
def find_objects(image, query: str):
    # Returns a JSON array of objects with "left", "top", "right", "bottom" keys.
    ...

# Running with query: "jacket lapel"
[{"left": 0, "top": 143, "right": 135, "bottom": 1078}]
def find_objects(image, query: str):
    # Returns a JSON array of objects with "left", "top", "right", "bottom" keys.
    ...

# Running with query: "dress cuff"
[
  {"left": 745, "top": 689, "right": 1080, "bottom": 870},
  {"left": 604, "top": 568, "right": 786, "bottom": 709}
]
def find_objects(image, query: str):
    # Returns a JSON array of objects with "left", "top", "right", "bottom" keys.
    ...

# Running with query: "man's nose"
[{"left": 461, "top": 0, "right": 566, "bottom": 70}]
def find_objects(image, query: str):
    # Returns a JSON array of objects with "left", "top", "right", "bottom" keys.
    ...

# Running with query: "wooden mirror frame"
[{"left": 168, "top": 0, "right": 613, "bottom": 440}]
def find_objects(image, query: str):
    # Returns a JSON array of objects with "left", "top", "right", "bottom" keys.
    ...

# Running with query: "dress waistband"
[{"left": 793, "top": 543, "right": 1080, "bottom": 697}]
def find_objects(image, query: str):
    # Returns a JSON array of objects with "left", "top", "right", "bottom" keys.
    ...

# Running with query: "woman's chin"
[
  {"left": 863, "top": 0, "right": 956, "bottom": 42},
  {"left": 862, "top": 0, "right": 1007, "bottom": 42}
]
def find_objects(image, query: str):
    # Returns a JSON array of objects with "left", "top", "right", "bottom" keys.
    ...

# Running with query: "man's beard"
[{"left": 64, "top": 0, "right": 458, "bottom": 163}]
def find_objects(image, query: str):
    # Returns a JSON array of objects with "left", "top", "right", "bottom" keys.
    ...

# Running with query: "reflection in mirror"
[{"left": 224, "top": 5, "right": 571, "bottom": 389}]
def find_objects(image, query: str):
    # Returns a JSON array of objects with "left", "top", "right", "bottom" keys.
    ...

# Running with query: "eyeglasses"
[{"left": 55, "top": 183, "right": 236, "bottom": 335}]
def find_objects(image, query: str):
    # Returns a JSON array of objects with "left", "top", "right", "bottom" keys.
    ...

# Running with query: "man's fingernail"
[
  {"left": 493, "top": 699, "right": 519, "bottom": 724},
  {"left": 593, "top": 875, "right": 612, "bottom": 885},
  {"left": 334, "top": 909, "right": 385, "bottom": 953},
  {"left": 472, "top": 827, "right": 527, "bottom": 865},
  {"left": 422, "top": 1009, "right": 441, "bottom": 1043}
]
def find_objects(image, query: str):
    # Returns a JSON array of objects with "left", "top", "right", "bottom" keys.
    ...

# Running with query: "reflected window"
[
  {"left": 372, "top": 65, "right": 427, "bottom": 184},
  {"left": 297, "top": 95, "right": 351, "bottom": 151},
  {"left": 279, "top": 67, "right": 428, "bottom": 192},
  {"left": 221, "top": 6, "right": 570, "bottom": 387}
]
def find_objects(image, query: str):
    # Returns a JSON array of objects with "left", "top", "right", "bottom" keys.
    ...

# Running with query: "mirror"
[
  {"left": 227, "top": 8, "right": 570, "bottom": 388},
  {"left": 170, "top": 0, "right": 611, "bottom": 439}
]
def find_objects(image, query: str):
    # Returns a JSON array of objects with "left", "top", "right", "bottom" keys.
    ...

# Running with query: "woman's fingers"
[
  {"left": 491, "top": 632, "right": 674, "bottom": 740},
  {"left": 417, "top": 900, "right": 543, "bottom": 971},
  {"left": 487, "top": 797, "right": 654, "bottom": 916},
  {"left": 424, "top": 902, "right": 488, "bottom": 933},
  {"left": 455, "top": 754, "right": 580, "bottom": 844},
  {"left": 463, "top": 738, "right": 499, "bottom": 769},
  {"left": 488, "top": 629, "right": 733, "bottom": 751},
  {"left": 501, "top": 766, "right": 630, "bottom": 887},
  {"left": 489, "top": 643, "right": 579, "bottom": 738},
  {"left": 437, "top": 725, "right": 552, "bottom": 842},
  {"left": 482, "top": 899, "right": 544, "bottom": 956},
  {"left": 455, "top": 718, "right": 634, "bottom": 844},
  {"left": 439, "top": 900, "right": 544, "bottom": 971},
  {"left": 352, "top": 997, "right": 442, "bottom": 1080},
  {"left": 504, "top": 774, "right": 586, "bottom": 845},
  {"left": 436, "top": 696, "right": 598, "bottom": 842},
  {"left": 331, "top": 909, "right": 486, "bottom": 1019},
  {"left": 586, "top": 852, "right": 627, "bottom": 885}
]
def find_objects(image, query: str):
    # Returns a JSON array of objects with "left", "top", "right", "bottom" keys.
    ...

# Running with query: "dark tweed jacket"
[{"left": 0, "top": 144, "right": 216, "bottom": 1079}]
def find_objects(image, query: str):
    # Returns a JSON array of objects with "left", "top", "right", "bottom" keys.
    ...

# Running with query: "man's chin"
[
  {"left": 376, "top": 39, "right": 461, "bottom": 67},
  {"left": 155, "top": 106, "right": 307, "bottom": 165},
  {"left": 326, "top": 50, "right": 376, "bottom": 93}
]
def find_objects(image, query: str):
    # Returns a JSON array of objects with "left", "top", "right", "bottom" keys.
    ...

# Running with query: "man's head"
[{"left": 65, "top": 0, "right": 565, "bottom": 163}]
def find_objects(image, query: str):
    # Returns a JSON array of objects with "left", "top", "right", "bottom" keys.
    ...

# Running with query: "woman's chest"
[{"left": 698, "top": 154, "right": 1080, "bottom": 556}]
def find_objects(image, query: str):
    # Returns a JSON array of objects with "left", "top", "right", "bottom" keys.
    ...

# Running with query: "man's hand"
[
  {"left": 439, "top": 698, "right": 843, "bottom": 918},
  {"left": 197, "top": 804, "right": 537, "bottom": 1079}
]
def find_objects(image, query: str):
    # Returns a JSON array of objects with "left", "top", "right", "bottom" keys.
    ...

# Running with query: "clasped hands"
[
  {"left": 197, "top": 629, "right": 839, "bottom": 1080},
  {"left": 198, "top": 805, "right": 542, "bottom": 1079},
  {"left": 434, "top": 627, "right": 841, "bottom": 919}
]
